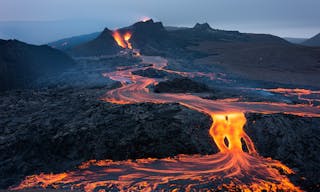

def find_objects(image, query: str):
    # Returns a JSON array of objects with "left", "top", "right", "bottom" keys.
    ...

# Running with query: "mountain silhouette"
[{"left": 69, "top": 28, "right": 121, "bottom": 57}]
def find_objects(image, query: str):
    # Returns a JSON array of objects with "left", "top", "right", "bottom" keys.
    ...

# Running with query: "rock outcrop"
[{"left": 154, "top": 78, "right": 210, "bottom": 93}]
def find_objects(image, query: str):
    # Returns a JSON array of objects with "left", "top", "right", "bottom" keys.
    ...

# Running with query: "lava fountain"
[{"left": 10, "top": 42, "right": 320, "bottom": 191}]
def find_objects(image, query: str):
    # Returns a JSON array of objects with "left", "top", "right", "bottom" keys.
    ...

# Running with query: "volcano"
[
  {"left": 1, "top": 19, "right": 320, "bottom": 192},
  {"left": 69, "top": 28, "right": 121, "bottom": 57}
]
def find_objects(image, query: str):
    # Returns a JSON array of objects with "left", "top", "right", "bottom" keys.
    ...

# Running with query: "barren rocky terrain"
[
  {"left": 0, "top": 86, "right": 215, "bottom": 189},
  {"left": 1, "top": 85, "right": 319, "bottom": 191}
]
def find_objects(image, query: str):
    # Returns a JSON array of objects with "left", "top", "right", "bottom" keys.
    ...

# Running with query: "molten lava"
[
  {"left": 112, "top": 30, "right": 127, "bottom": 48},
  {"left": 263, "top": 88, "right": 320, "bottom": 105},
  {"left": 11, "top": 41, "right": 320, "bottom": 192},
  {"left": 112, "top": 30, "right": 133, "bottom": 49},
  {"left": 124, "top": 32, "right": 133, "bottom": 49},
  {"left": 11, "top": 152, "right": 300, "bottom": 191},
  {"left": 210, "top": 113, "right": 256, "bottom": 154},
  {"left": 11, "top": 112, "right": 302, "bottom": 191}
]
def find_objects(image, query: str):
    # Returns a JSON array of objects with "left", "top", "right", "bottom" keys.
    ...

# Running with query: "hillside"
[
  {"left": 0, "top": 39, "right": 75, "bottom": 91},
  {"left": 303, "top": 33, "right": 320, "bottom": 47},
  {"left": 48, "top": 32, "right": 100, "bottom": 50},
  {"left": 190, "top": 41, "right": 320, "bottom": 88},
  {"left": 69, "top": 28, "right": 121, "bottom": 57},
  {"left": 284, "top": 37, "right": 307, "bottom": 44}
]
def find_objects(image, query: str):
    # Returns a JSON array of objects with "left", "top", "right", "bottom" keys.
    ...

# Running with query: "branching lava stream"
[{"left": 11, "top": 36, "right": 320, "bottom": 191}]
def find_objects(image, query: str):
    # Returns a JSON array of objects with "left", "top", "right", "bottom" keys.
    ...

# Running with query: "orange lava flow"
[
  {"left": 124, "top": 32, "right": 133, "bottom": 49},
  {"left": 112, "top": 31, "right": 127, "bottom": 48},
  {"left": 11, "top": 152, "right": 300, "bottom": 192},
  {"left": 112, "top": 30, "right": 133, "bottom": 49},
  {"left": 210, "top": 113, "right": 256, "bottom": 154},
  {"left": 11, "top": 55, "right": 320, "bottom": 191},
  {"left": 262, "top": 88, "right": 320, "bottom": 105}
]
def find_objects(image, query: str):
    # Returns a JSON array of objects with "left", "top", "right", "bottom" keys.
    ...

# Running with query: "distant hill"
[
  {"left": 0, "top": 39, "right": 75, "bottom": 91},
  {"left": 171, "top": 22, "right": 289, "bottom": 45},
  {"left": 47, "top": 26, "right": 188, "bottom": 51},
  {"left": 48, "top": 32, "right": 100, "bottom": 50},
  {"left": 283, "top": 37, "right": 307, "bottom": 44},
  {"left": 59, "top": 20, "right": 289, "bottom": 58},
  {"left": 121, "top": 19, "right": 173, "bottom": 56},
  {"left": 52, "top": 21, "right": 320, "bottom": 88},
  {"left": 190, "top": 37, "right": 320, "bottom": 88},
  {"left": 124, "top": 21, "right": 287, "bottom": 57},
  {"left": 165, "top": 26, "right": 189, "bottom": 31},
  {"left": 68, "top": 28, "right": 121, "bottom": 57},
  {"left": 302, "top": 33, "right": 320, "bottom": 47}
]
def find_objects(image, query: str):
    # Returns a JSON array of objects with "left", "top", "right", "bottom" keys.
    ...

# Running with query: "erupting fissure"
[{"left": 11, "top": 39, "right": 320, "bottom": 192}]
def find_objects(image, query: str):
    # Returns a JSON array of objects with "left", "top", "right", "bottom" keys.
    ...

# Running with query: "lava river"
[{"left": 11, "top": 49, "right": 320, "bottom": 191}]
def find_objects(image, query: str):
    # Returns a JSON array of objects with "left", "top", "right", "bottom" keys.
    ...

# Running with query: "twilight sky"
[{"left": 0, "top": 0, "right": 319, "bottom": 44}]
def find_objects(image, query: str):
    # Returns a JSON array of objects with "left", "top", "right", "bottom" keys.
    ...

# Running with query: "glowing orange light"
[
  {"left": 112, "top": 30, "right": 127, "bottom": 48},
  {"left": 11, "top": 115, "right": 301, "bottom": 191},
  {"left": 124, "top": 32, "right": 132, "bottom": 49},
  {"left": 210, "top": 113, "right": 256, "bottom": 154},
  {"left": 112, "top": 30, "right": 133, "bottom": 50},
  {"left": 140, "top": 16, "right": 151, "bottom": 22}
]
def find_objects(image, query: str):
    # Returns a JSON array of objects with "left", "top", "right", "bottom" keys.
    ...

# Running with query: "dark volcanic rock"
[
  {"left": 154, "top": 78, "right": 210, "bottom": 93},
  {"left": 130, "top": 19, "right": 168, "bottom": 43},
  {"left": 193, "top": 23, "right": 214, "bottom": 32},
  {"left": 245, "top": 113, "right": 320, "bottom": 191},
  {"left": 170, "top": 22, "right": 288, "bottom": 46},
  {"left": 1, "top": 87, "right": 320, "bottom": 191},
  {"left": 0, "top": 88, "right": 215, "bottom": 189},
  {"left": 69, "top": 28, "right": 121, "bottom": 57},
  {"left": 125, "top": 19, "right": 175, "bottom": 56},
  {"left": 48, "top": 32, "right": 100, "bottom": 50},
  {"left": 132, "top": 68, "right": 181, "bottom": 79},
  {"left": 0, "top": 39, "right": 75, "bottom": 91}
]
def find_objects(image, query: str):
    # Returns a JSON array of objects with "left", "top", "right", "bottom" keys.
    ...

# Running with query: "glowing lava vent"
[{"left": 112, "top": 30, "right": 133, "bottom": 49}]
